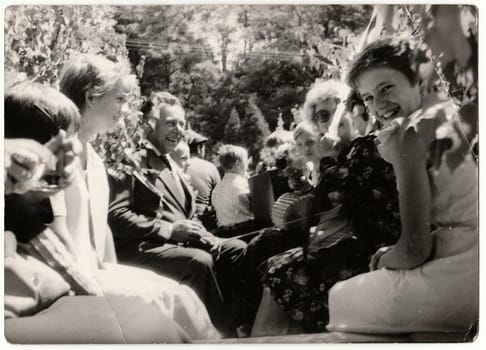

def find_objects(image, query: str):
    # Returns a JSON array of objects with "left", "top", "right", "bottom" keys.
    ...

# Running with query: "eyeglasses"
[{"left": 313, "top": 108, "right": 331, "bottom": 124}]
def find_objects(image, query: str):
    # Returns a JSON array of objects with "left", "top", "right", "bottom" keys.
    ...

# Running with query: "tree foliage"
[
  {"left": 4, "top": 4, "right": 375, "bottom": 171},
  {"left": 111, "top": 5, "right": 372, "bottom": 165},
  {"left": 8, "top": 5, "right": 474, "bottom": 171},
  {"left": 5, "top": 5, "right": 127, "bottom": 86},
  {"left": 4, "top": 5, "right": 145, "bottom": 177}
]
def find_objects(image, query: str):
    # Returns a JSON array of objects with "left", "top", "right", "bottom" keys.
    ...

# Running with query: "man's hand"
[
  {"left": 199, "top": 232, "right": 222, "bottom": 255},
  {"left": 170, "top": 220, "right": 205, "bottom": 245},
  {"left": 170, "top": 220, "right": 221, "bottom": 256}
]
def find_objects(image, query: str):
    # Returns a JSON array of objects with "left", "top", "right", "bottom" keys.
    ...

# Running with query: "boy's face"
[
  {"left": 295, "top": 129, "right": 321, "bottom": 164},
  {"left": 171, "top": 148, "right": 190, "bottom": 173}
]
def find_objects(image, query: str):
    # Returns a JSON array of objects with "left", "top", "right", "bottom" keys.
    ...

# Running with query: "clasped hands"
[{"left": 171, "top": 220, "right": 221, "bottom": 256}]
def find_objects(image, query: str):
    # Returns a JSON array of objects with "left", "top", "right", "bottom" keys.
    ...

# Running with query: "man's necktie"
[{"left": 162, "top": 154, "right": 185, "bottom": 202}]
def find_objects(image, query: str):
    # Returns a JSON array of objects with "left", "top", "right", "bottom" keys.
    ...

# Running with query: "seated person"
[
  {"left": 186, "top": 129, "right": 221, "bottom": 218},
  {"left": 251, "top": 80, "right": 400, "bottom": 337},
  {"left": 211, "top": 144, "right": 254, "bottom": 228},
  {"left": 245, "top": 142, "right": 313, "bottom": 270},
  {"left": 255, "top": 130, "right": 295, "bottom": 199},
  {"left": 57, "top": 55, "right": 222, "bottom": 340},
  {"left": 232, "top": 129, "right": 321, "bottom": 333},
  {"left": 270, "top": 144, "right": 312, "bottom": 232},
  {"left": 107, "top": 91, "right": 246, "bottom": 337},
  {"left": 4, "top": 230, "right": 190, "bottom": 344},
  {"left": 228, "top": 85, "right": 343, "bottom": 333},
  {"left": 3, "top": 80, "right": 196, "bottom": 343},
  {"left": 327, "top": 35, "right": 478, "bottom": 336},
  {"left": 301, "top": 79, "right": 350, "bottom": 135}
]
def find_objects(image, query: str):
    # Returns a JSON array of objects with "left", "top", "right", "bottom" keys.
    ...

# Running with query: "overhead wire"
[{"left": 125, "top": 37, "right": 346, "bottom": 61}]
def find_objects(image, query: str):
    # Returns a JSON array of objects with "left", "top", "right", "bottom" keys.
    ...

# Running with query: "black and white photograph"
[{"left": 2, "top": 1, "right": 480, "bottom": 346}]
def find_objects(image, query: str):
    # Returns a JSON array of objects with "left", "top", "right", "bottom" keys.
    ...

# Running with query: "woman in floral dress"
[{"left": 252, "top": 90, "right": 400, "bottom": 335}]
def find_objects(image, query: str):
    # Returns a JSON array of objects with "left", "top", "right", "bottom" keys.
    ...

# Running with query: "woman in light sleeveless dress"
[{"left": 327, "top": 36, "right": 478, "bottom": 333}]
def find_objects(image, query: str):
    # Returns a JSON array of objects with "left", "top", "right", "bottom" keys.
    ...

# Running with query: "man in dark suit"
[{"left": 108, "top": 92, "right": 247, "bottom": 336}]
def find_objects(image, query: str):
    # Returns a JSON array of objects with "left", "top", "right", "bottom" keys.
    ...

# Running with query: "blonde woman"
[{"left": 58, "top": 54, "right": 221, "bottom": 340}]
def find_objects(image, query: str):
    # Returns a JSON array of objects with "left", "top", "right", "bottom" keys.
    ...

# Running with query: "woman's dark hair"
[
  {"left": 5, "top": 81, "right": 81, "bottom": 144},
  {"left": 346, "top": 36, "right": 429, "bottom": 90}
]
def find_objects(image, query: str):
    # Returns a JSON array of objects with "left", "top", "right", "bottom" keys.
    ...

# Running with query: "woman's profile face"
[
  {"left": 295, "top": 129, "right": 321, "bottom": 164},
  {"left": 88, "top": 78, "right": 128, "bottom": 133},
  {"left": 356, "top": 67, "right": 421, "bottom": 126}
]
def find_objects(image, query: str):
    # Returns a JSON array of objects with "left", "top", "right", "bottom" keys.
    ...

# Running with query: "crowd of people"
[{"left": 4, "top": 33, "right": 478, "bottom": 343}]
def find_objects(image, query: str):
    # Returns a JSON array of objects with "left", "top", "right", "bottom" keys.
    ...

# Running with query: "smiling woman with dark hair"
[{"left": 327, "top": 35, "right": 478, "bottom": 335}]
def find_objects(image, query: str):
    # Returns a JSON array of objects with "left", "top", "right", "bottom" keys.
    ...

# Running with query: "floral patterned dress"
[{"left": 259, "top": 134, "right": 400, "bottom": 332}]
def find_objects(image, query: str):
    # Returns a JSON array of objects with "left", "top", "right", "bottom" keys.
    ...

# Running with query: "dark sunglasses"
[{"left": 313, "top": 108, "right": 331, "bottom": 124}]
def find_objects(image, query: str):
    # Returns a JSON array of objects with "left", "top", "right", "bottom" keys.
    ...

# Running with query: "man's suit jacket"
[{"left": 108, "top": 147, "right": 196, "bottom": 251}]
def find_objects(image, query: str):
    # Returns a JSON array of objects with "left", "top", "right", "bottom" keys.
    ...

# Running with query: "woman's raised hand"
[{"left": 4, "top": 138, "right": 56, "bottom": 194}]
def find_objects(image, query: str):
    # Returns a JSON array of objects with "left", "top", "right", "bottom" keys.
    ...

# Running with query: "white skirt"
[
  {"left": 327, "top": 226, "right": 478, "bottom": 333},
  {"left": 94, "top": 263, "right": 222, "bottom": 340}
]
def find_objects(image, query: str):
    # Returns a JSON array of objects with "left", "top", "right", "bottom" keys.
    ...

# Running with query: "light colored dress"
[
  {"left": 58, "top": 144, "right": 221, "bottom": 340},
  {"left": 327, "top": 98, "right": 478, "bottom": 333}
]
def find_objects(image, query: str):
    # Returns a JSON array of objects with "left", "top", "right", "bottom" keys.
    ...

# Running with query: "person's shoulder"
[
  {"left": 403, "top": 94, "right": 457, "bottom": 146},
  {"left": 211, "top": 180, "right": 224, "bottom": 196},
  {"left": 421, "top": 93, "right": 456, "bottom": 114},
  {"left": 233, "top": 173, "right": 249, "bottom": 183},
  {"left": 232, "top": 174, "right": 250, "bottom": 190}
]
